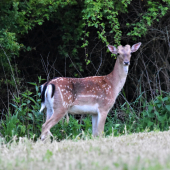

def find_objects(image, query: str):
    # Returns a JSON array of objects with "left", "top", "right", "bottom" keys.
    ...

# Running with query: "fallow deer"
[{"left": 39, "top": 43, "right": 141, "bottom": 140}]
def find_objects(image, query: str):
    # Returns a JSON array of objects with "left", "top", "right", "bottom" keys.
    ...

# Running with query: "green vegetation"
[
  {"left": 1, "top": 81, "right": 170, "bottom": 141},
  {"left": 1, "top": 2, "right": 170, "bottom": 169},
  {"left": 1, "top": 0, "right": 170, "bottom": 142}
]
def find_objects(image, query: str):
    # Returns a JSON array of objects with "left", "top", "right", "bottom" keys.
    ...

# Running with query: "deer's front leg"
[
  {"left": 92, "top": 114, "right": 98, "bottom": 136},
  {"left": 96, "top": 110, "right": 108, "bottom": 136}
]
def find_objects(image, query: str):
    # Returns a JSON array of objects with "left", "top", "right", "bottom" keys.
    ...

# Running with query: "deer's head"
[{"left": 108, "top": 42, "right": 141, "bottom": 66}]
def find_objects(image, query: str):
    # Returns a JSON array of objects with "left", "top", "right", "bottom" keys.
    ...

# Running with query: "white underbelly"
[{"left": 69, "top": 104, "right": 99, "bottom": 115}]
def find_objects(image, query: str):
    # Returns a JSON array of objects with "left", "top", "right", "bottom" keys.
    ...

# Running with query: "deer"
[{"left": 39, "top": 42, "right": 141, "bottom": 140}]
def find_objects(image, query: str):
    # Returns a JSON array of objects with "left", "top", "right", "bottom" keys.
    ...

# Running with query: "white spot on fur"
[{"left": 58, "top": 87, "right": 67, "bottom": 107}]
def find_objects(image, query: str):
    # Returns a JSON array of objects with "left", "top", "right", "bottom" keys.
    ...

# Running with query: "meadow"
[{"left": 0, "top": 130, "right": 170, "bottom": 170}]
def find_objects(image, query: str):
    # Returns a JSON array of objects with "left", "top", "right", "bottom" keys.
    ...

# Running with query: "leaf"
[
  {"left": 115, "top": 124, "right": 120, "bottom": 128},
  {"left": 85, "top": 59, "right": 90, "bottom": 65},
  {"left": 148, "top": 105, "right": 154, "bottom": 112},
  {"left": 154, "top": 111, "right": 159, "bottom": 116},
  {"left": 21, "top": 94, "right": 27, "bottom": 98},
  {"left": 18, "top": 125, "right": 26, "bottom": 134},
  {"left": 162, "top": 97, "right": 169, "bottom": 102},
  {"left": 28, "top": 97, "right": 36, "bottom": 104},
  {"left": 165, "top": 105, "right": 170, "bottom": 111},
  {"left": 157, "top": 115, "right": 166, "bottom": 123},
  {"left": 28, "top": 82, "right": 37, "bottom": 86},
  {"left": 10, "top": 103, "right": 18, "bottom": 108},
  {"left": 28, "top": 113, "right": 33, "bottom": 120},
  {"left": 21, "top": 103, "right": 27, "bottom": 106},
  {"left": 147, "top": 121, "right": 154, "bottom": 127},
  {"left": 38, "top": 21, "right": 43, "bottom": 25},
  {"left": 27, "top": 46, "right": 32, "bottom": 51},
  {"left": 156, "top": 104, "right": 162, "bottom": 108}
]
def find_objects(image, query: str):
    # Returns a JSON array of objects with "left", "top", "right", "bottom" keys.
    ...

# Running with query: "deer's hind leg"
[{"left": 41, "top": 108, "right": 67, "bottom": 141}]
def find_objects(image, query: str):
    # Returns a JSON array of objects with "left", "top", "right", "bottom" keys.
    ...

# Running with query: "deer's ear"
[
  {"left": 108, "top": 45, "right": 117, "bottom": 54},
  {"left": 131, "top": 42, "right": 142, "bottom": 53}
]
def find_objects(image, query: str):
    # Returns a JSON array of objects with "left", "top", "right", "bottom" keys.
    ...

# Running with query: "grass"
[{"left": 0, "top": 131, "right": 170, "bottom": 170}]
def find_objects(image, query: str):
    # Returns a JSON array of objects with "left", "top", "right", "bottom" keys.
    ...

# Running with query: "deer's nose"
[{"left": 124, "top": 61, "right": 130, "bottom": 65}]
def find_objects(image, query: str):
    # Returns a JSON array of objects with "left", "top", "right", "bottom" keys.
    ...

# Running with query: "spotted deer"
[{"left": 40, "top": 43, "right": 141, "bottom": 140}]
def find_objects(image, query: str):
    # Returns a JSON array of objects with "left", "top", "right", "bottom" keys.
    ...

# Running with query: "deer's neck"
[{"left": 108, "top": 58, "right": 129, "bottom": 98}]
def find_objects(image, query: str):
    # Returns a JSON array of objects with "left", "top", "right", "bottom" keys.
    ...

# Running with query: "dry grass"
[{"left": 0, "top": 131, "right": 170, "bottom": 170}]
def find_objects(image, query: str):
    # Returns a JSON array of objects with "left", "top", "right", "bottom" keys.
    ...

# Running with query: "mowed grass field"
[{"left": 0, "top": 131, "right": 170, "bottom": 170}]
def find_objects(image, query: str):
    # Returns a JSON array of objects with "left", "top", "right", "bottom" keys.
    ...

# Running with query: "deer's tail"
[
  {"left": 39, "top": 83, "right": 55, "bottom": 112},
  {"left": 39, "top": 82, "right": 69, "bottom": 122}
]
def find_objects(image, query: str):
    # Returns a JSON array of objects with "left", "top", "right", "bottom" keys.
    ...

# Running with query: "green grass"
[{"left": 0, "top": 131, "right": 170, "bottom": 170}]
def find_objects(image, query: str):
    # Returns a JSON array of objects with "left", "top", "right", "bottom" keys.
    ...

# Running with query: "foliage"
[
  {"left": 113, "top": 91, "right": 170, "bottom": 134},
  {"left": 1, "top": 77, "right": 43, "bottom": 141},
  {"left": 2, "top": 85, "right": 170, "bottom": 142},
  {"left": 127, "top": 0, "right": 170, "bottom": 39},
  {"left": 140, "top": 93, "right": 170, "bottom": 131},
  {"left": 1, "top": 0, "right": 169, "bottom": 77},
  {"left": 1, "top": 0, "right": 170, "bottom": 141}
]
